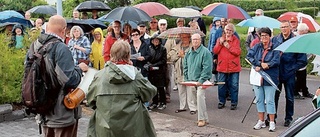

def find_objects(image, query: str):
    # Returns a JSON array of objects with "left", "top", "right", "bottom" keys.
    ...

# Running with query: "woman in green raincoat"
[{"left": 87, "top": 40, "right": 157, "bottom": 137}]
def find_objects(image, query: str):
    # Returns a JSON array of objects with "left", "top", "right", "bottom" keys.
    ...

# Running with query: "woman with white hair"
[{"left": 68, "top": 25, "right": 91, "bottom": 66}]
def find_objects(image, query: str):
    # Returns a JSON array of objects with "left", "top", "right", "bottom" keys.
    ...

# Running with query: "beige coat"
[{"left": 167, "top": 42, "right": 191, "bottom": 83}]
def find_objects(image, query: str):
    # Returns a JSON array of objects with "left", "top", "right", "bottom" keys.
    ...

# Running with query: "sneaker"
[
  {"left": 173, "top": 86, "right": 178, "bottom": 91},
  {"left": 197, "top": 120, "right": 206, "bottom": 127},
  {"left": 269, "top": 121, "right": 276, "bottom": 132},
  {"left": 253, "top": 120, "right": 266, "bottom": 130},
  {"left": 284, "top": 119, "right": 292, "bottom": 127},
  {"left": 149, "top": 103, "right": 158, "bottom": 109},
  {"left": 303, "top": 93, "right": 314, "bottom": 98},
  {"left": 230, "top": 104, "right": 237, "bottom": 110},
  {"left": 147, "top": 107, "right": 152, "bottom": 112},
  {"left": 157, "top": 104, "right": 167, "bottom": 110},
  {"left": 218, "top": 103, "right": 225, "bottom": 109},
  {"left": 294, "top": 94, "right": 305, "bottom": 99}
]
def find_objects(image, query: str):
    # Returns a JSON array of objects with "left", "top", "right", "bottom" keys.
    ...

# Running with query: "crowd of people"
[{"left": 1, "top": 7, "right": 319, "bottom": 136}]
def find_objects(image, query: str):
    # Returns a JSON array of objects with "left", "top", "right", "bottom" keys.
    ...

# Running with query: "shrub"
[
  {"left": 246, "top": 7, "right": 319, "bottom": 19},
  {"left": 0, "top": 33, "right": 30, "bottom": 104}
]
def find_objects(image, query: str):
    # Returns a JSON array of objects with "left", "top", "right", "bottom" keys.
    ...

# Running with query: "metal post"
[{"left": 56, "top": 0, "right": 63, "bottom": 16}]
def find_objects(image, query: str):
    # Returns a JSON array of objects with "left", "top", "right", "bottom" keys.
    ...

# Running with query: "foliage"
[
  {"left": 0, "top": 33, "right": 31, "bottom": 104},
  {"left": 0, "top": 0, "right": 47, "bottom": 12}
]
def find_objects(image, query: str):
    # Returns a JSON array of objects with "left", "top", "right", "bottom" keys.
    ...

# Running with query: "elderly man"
[
  {"left": 29, "top": 15, "right": 88, "bottom": 137},
  {"left": 183, "top": 33, "right": 212, "bottom": 127},
  {"left": 289, "top": 16, "right": 298, "bottom": 33},
  {"left": 72, "top": 10, "right": 80, "bottom": 20},
  {"left": 269, "top": 21, "right": 307, "bottom": 127},
  {"left": 294, "top": 23, "right": 314, "bottom": 99},
  {"left": 137, "top": 22, "right": 151, "bottom": 44},
  {"left": 213, "top": 23, "right": 241, "bottom": 110}
]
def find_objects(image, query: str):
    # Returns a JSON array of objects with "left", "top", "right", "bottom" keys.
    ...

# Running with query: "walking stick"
[{"left": 241, "top": 96, "right": 256, "bottom": 123}]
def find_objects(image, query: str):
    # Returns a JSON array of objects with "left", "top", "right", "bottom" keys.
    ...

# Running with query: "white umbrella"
[{"left": 169, "top": 8, "right": 201, "bottom": 18}]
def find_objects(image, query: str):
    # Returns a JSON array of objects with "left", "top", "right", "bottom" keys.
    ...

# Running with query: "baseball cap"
[
  {"left": 290, "top": 16, "right": 298, "bottom": 22},
  {"left": 138, "top": 21, "right": 146, "bottom": 27},
  {"left": 158, "top": 19, "right": 167, "bottom": 25}
]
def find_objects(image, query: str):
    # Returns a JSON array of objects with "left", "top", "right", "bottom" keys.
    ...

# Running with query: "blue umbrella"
[
  {"left": 0, "top": 10, "right": 24, "bottom": 20},
  {"left": 237, "top": 16, "right": 281, "bottom": 29},
  {"left": 0, "top": 10, "right": 32, "bottom": 27}
]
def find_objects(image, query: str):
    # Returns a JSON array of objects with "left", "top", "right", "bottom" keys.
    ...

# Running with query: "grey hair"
[
  {"left": 225, "top": 23, "right": 236, "bottom": 32},
  {"left": 70, "top": 26, "right": 84, "bottom": 38},
  {"left": 255, "top": 9, "right": 264, "bottom": 15},
  {"left": 297, "top": 23, "right": 309, "bottom": 31}
]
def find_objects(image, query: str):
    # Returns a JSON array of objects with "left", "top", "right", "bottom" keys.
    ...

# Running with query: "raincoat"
[
  {"left": 87, "top": 61, "right": 157, "bottom": 137},
  {"left": 90, "top": 28, "right": 105, "bottom": 70}
]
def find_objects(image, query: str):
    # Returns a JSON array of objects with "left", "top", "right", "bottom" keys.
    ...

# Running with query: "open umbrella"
[
  {"left": 169, "top": 8, "right": 202, "bottom": 18},
  {"left": 311, "top": 55, "right": 320, "bottom": 75},
  {"left": 67, "top": 19, "right": 94, "bottom": 33},
  {"left": 0, "top": 10, "right": 32, "bottom": 27},
  {"left": 278, "top": 12, "right": 320, "bottom": 32},
  {"left": 99, "top": 6, "right": 151, "bottom": 22},
  {"left": 75, "top": 0, "right": 111, "bottom": 12},
  {"left": 133, "top": 2, "right": 169, "bottom": 17},
  {"left": 158, "top": 27, "right": 205, "bottom": 39},
  {"left": 185, "top": 6, "right": 202, "bottom": 11},
  {"left": 27, "top": 5, "right": 57, "bottom": 15},
  {"left": 274, "top": 32, "right": 320, "bottom": 55},
  {"left": 201, "top": 3, "right": 251, "bottom": 19},
  {"left": 237, "top": 15, "right": 281, "bottom": 29},
  {"left": 0, "top": 10, "right": 24, "bottom": 20}
]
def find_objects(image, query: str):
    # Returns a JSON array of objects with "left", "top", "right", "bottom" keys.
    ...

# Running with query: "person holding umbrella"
[{"left": 246, "top": 27, "right": 280, "bottom": 132}]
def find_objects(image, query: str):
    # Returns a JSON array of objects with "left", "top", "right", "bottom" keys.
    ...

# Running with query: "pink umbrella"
[
  {"left": 201, "top": 3, "right": 251, "bottom": 19},
  {"left": 133, "top": 2, "right": 170, "bottom": 17},
  {"left": 278, "top": 12, "right": 320, "bottom": 32}
]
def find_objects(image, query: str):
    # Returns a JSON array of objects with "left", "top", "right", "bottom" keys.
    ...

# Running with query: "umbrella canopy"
[
  {"left": 274, "top": 32, "right": 320, "bottom": 55},
  {"left": 75, "top": 0, "right": 111, "bottom": 12},
  {"left": 67, "top": 19, "right": 94, "bottom": 33},
  {"left": 169, "top": 8, "right": 202, "bottom": 18},
  {"left": 185, "top": 6, "right": 202, "bottom": 11},
  {"left": 27, "top": 5, "right": 57, "bottom": 15},
  {"left": 278, "top": 12, "right": 320, "bottom": 32},
  {"left": 0, "top": 10, "right": 24, "bottom": 20},
  {"left": 311, "top": 55, "right": 320, "bottom": 75},
  {"left": 158, "top": 27, "right": 205, "bottom": 39},
  {"left": 201, "top": 3, "right": 251, "bottom": 19},
  {"left": 133, "top": 2, "right": 170, "bottom": 17},
  {"left": 99, "top": 6, "right": 151, "bottom": 22},
  {"left": 237, "top": 15, "right": 281, "bottom": 29}
]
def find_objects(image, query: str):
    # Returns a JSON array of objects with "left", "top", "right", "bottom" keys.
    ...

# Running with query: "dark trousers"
[
  {"left": 43, "top": 120, "right": 78, "bottom": 137},
  {"left": 294, "top": 69, "right": 309, "bottom": 96},
  {"left": 152, "top": 87, "right": 166, "bottom": 105}
]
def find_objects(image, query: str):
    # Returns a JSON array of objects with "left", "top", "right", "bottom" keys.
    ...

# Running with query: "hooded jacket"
[
  {"left": 90, "top": 28, "right": 105, "bottom": 70},
  {"left": 9, "top": 24, "right": 24, "bottom": 48},
  {"left": 87, "top": 61, "right": 157, "bottom": 137}
]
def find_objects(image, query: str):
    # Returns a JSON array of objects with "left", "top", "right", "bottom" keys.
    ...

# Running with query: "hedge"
[{"left": 248, "top": 7, "right": 319, "bottom": 19}]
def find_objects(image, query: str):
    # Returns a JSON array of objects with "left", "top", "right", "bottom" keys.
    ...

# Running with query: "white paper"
[
  {"left": 77, "top": 67, "right": 98, "bottom": 94},
  {"left": 250, "top": 67, "right": 262, "bottom": 86},
  {"left": 130, "top": 53, "right": 141, "bottom": 60}
]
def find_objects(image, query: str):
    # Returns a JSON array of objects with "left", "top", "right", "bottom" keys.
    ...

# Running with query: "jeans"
[
  {"left": 275, "top": 75, "right": 295, "bottom": 121},
  {"left": 294, "top": 69, "right": 309, "bottom": 96},
  {"left": 218, "top": 72, "right": 240, "bottom": 105},
  {"left": 253, "top": 85, "right": 276, "bottom": 114}
]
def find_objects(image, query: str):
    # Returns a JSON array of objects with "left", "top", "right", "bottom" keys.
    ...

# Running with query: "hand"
[
  {"left": 213, "top": 59, "right": 217, "bottom": 63},
  {"left": 178, "top": 50, "right": 184, "bottom": 57},
  {"left": 78, "top": 62, "right": 88, "bottom": 72},
  {"left": 223, "top": 42, "right": 229, "bottom": 49},
  {"left": 261, "top": 63, "right": 269, "bottom": 69},
  {"left": 219, "top": 37, "right": 225, "bottom": 45},
  {"left": 195, "top": 82, "right": 202, "bottom": 86},
  {"left": 137, "top": 56, "right": 145, "bottom": 61},
  {"left": 74, "top": 45, "right": 79, "bottom": 49},
  {"left": 255, "top": 67, "right": 261, "bottom": 72},
  {"left": 128, "top": 60, "right": 133, "bottom": 65}
]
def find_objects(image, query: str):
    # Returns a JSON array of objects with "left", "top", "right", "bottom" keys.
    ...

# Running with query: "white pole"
[{"left": 56, "top": 0, "right": 63, "bottom": 16}]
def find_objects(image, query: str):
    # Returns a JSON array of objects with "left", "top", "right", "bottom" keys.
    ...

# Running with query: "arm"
[
  {"left": 81, "top": 36, "right": 91, "bottom": 55},
  {"left": 267, "top": 50, "right": 281, "bottom": 68},
  {"left": 136, "top": 73, "right": 157, "bottom": 102},
  {"left": 198, "top": 50, "right": 213, "bottom": 84},
  {"left": 246, "top": 45, "right": 261, "bottom": 67},
  {"left": 294, "top": 53, "right": 307, "bottom": 71},
  {"left": 103, "top": 36, "right": 111, "bottom": 61}
]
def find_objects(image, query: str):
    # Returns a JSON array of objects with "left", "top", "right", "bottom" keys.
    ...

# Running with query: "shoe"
[
  {"left": 218, "top": 103, "right": 225, "bottom": 109},
  {"left": 253, "top": 120, "right": 266, "bottom": 130},
  {"left": 197, "top": 120, "right": 206, "bottom": 127},
  {"left": 284, "top": 119, "right": 292, "bottom": 127},
  {"left": 175, "top": 109, "right": 187, "bottom": 113},
  {"left": 294, "top": 94, "right": 305, "bottom": 99},
  {"left": 149, "top": 103, "right": 157, "bottom": 109},
  {"left": 173, "top": 86, "right": 178, "bottom": 91},
  {"left": 190, "top": 111, "right": 197, "bottom": 115},
  {"left": 147, "top": 107, "right": 152, "bottom": 112},
  {"left": 226, "top": 96, "right": 231, "bottom": 101},
  {"left": 303, "top": 93, "right": 314, "bottom": 98},
  {"left": 157, "top": 103, "right": 166, "bottom": 110},
  {"left": 230, "top": 104, "right": 237, "bottom": 110},
  {"left": 269, "top": 121, "right": 276, "bottom": 132},
  {"left": 265, "top": 119, "right": 276, "bottom": 127}
]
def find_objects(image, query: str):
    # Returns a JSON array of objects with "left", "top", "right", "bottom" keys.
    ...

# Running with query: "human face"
[
  {"left": 280, "top": 22, "right": 291, "bottom": 36},
  {"left": 255, "top": 12, "right": 262, "bottom": 16},
  {"left": 149, "top": 18, "right": 158, "bottom": 30},
  {"left": 73, "top": 11, "right": 79, "bottom": 18},
  {"left": 180, "top": 33, "right": 190, "bottom": 45},
  {"left": 215, "top": 20, "right": 221, "bottom": 27},
  {"left": 298, "top": 29, "right": 308, "bottom": 35},
  {"left": 138, "top": 26, "right": 146, "bottom": 34},
  {"left": 260, "top": 32, "right": 270, "bottom": 44},
  {"left": 113, "top": 22, "right": 121, "bottom": 34},
  {"left": 73, "top": 29, "right": 81, "bottom": 39},
  {"left": 35, "top": 19, "right": 43, "bottom": 28},
  {"left": 131, "top": 32, "right": 140, "bottom": 40},
  {"left": 94, "top": 32, "right": 101, "bottom": 40},
  {"left": 159, "top": 23, "right": 166, "bottom": 32},
  {"left": 290, "top": 21, "right": 298, "bottom": 29},
  {"left": 221, "top": 18, "right": 227, "bottom": 27},
  {"left": 224, "top": 25, "right": 234, "bottom": 37},
  {"left": 177, "top": 20, "right": 184, "bottom": 27},
  {"left": 191, "top": 34, "right": 201, "bottom": 49},
  {"left": 25, "top": 12, "right": 31, "bottom": 20},
  {"left": 152, "top": 38, "right": 160, "bottom": 46},
  {"left": 15, "top": 28, "right": 22, "bottom": 35}
]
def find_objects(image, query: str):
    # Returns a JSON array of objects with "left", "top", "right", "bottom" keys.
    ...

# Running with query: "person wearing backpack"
[{"left": 25, "top": 15, "right": 88, "bottom": 137}]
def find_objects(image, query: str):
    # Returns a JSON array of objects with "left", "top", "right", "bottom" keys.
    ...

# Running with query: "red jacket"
[
  {"left": 103, "top": 33, "right": 129, "bottom": 61},
  {"left": 213, "top": 35, "right": 241, "bottom": 73}
]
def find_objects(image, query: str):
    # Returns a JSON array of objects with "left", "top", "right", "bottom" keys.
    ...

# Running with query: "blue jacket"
[
  {"left": 271, "top": 33, "right": 307, "bottom": 81},
  {"left": 246, "top": 42, "right": 281, "bottom": 86}
]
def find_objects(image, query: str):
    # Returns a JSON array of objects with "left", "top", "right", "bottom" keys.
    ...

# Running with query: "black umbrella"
[
  {"left": 27, "top": 5, "right": 57, "bottom": 15},
  {"left": 0, "top": 17, "right": 33, "bottom": 28},
  {"left": 81, "top": 19, "right": 107, "bottom": 29},
  {"left": 99, "top": 6, "right": 151, "bottom": 22},
  {"left": 75, "top": 0, "right": 111, "bottom": 12},
  {"left": 67, "top": 19, "right": 94, "bottom": 33}
]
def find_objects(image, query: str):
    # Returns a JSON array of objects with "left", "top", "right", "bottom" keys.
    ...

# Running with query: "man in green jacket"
[{"left": 183, "top": 33, "right": 213, "bottom": 127}]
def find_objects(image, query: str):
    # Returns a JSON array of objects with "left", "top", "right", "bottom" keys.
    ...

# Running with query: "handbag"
[{"left": 78, "top": 58, "right": 90, "bottom": 65}]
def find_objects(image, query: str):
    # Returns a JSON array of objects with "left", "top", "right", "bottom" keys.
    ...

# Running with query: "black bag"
[{"left": 22, "top": 38, "right": 61, "bottom": 115}]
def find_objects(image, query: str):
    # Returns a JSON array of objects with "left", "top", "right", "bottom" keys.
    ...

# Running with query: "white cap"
[{"left": 158, "top": 19, "right": 167, "bottom": 25}]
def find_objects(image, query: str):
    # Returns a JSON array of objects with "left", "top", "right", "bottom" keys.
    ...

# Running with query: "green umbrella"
[{"left": 274, "top": 32, "right": 320, "bottom": 55}]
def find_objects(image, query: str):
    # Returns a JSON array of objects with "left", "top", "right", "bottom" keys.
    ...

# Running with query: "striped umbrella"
[
  {"left": 201, "top": 3, "right": 251, "bottom": 19},
  {"left": 158, "top": 27, "right": 205, "bottom": 39}
]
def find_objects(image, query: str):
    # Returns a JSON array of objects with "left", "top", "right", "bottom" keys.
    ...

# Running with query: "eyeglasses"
[
  {"left": 150, "top": 22, "right": 158, "bottom": 24},
  {"left": 260, "top": 34, "right": 269, "bottom": 38},
  {"left": 131, "top": 33, "right": 139, "bottom": 36},
  {"left": 280, "top": 26, "right": 289, "bottom": 29}
]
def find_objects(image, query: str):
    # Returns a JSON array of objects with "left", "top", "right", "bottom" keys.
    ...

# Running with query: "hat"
[
  {"left": 212, "top": 17, "right": 221, "bottom": 23},
  {"left": 138, "top": 22, "right": 146, "bottom": 27},
  {"left": 158, "top": 19, "right": 167, "bottom": 25},
  {"left": 289, "top": 16, "right": 298, "bottom": 22}
]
